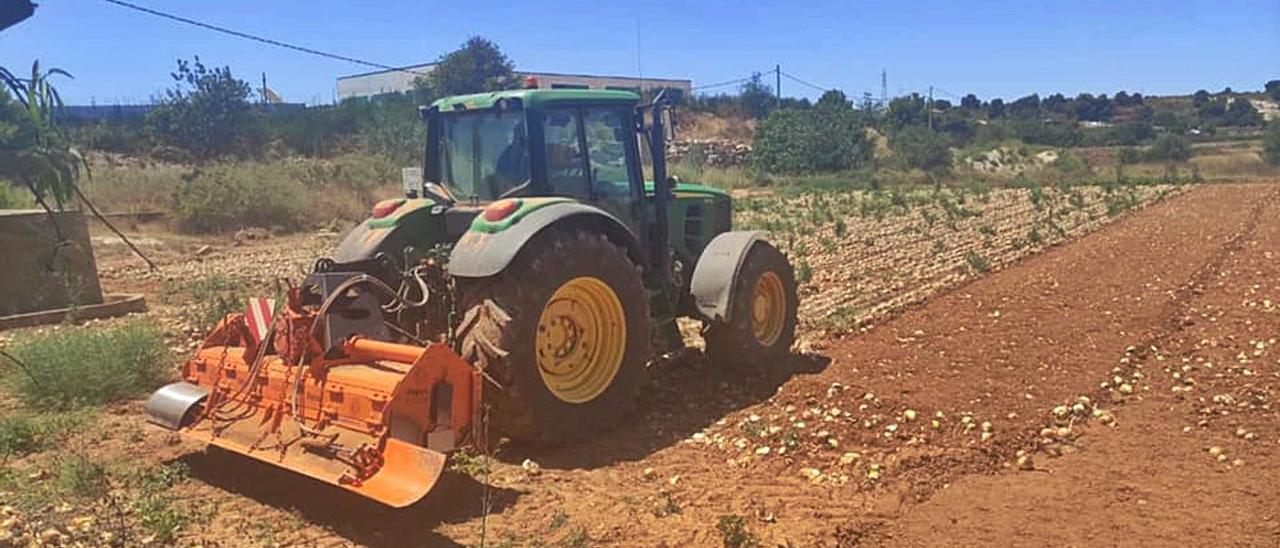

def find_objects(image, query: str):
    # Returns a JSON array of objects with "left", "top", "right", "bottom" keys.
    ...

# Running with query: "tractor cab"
[{"left": 420, "top": 89, "right": 653, "bottom": 235}]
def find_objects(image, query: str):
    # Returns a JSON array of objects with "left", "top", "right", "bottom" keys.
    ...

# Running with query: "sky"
[{"left": 2, "top": 0, "right": 1277, "bottom": 106}]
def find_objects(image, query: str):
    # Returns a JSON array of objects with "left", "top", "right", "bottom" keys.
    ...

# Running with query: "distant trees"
[
  {"left": 414, "top": 37, "right": 516, "bottom": 97},
  {"left": 1197, "top": 96, "right": 1263, "bottom": 127},
  {"left": 147, "top": 57, "right": 260, "bottom": 160},
  {"left": 1266, "top": 80, "right": 1280, "bottom": 101},
  {"left": 816, "top": 89, "right": 850, "bottom": 109},
  {"left": 986, "top": 98, "right": 1005, "bottom": 118},
  {"left": 960, "top": 93, "right": 981, "bottom": 111},
  {"left": 738, "top": 73, "right": 776, "bottom": 119},
  {"left": 1042, "top": 93, "right": 1068, "bottom": 114},
  {"left": 887, "top": 93, "right": 927, "bottom": 127},
  {"left": 1072, "top": 93, "right": 1112, "bottom": 122},
  {"left": 1009, "top": 94, "right": 1040, "bottom": 118}
]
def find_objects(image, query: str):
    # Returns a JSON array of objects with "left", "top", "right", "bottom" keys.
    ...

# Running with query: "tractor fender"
[
  {"left": 689, "top": 230, "right": 768, "bottom": 322},
  {"left": 332, "top": 199, "right": 442, "bottom": 264},
  {"left": 449, "top": 202, "right": 641, "bottom": 279}
]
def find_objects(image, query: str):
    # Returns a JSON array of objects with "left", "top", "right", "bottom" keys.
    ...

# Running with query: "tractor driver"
[{"left": 492, "top": 121, "right": 531, "bottom": 197}]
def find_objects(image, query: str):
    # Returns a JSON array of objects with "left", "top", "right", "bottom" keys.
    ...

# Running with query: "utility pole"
[
  {"left": 881, "top": 68, "right": 888, "bottom": 109},
  {"left": 775, "top": 64, "right": 782, "bottom": 109},
  {"left": 928, "top": 85, "right": 934, "bottom": 130}
]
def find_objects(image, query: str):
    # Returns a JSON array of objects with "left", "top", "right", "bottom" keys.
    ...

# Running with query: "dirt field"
[{"left": 5, "top": 182, "right": 1280, "bottom": 547}]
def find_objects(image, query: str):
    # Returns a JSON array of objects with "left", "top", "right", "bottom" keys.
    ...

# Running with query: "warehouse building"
[{"left": 336, "top": 64, "right": 691, "bottom": 101}]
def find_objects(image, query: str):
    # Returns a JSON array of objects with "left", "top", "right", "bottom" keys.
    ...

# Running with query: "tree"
[
  {"left": 933, "top": 99, "right": 952, "bottom": 110},
  {"left": 816, "top": 89, "right": 850, "bottom": 110},
  {"left": 147, "top": 57, "right": 259, "bottom": 160},
  {"left": 1152, "top": 110, "right": 1187, "bottom": 133},
  {"left": 1192, "top": 89, "right": 1211, "bottom": 107},
  {"left": 415, "top": 37, "right": 516, "bottom": 97},
  {"left": 752, "top": 107, "right": 872, "bottom": 174},
  {"left": 987, "top": 98, "right": 1005, "bottom": 118},
  {"left": 1224, "top": 98, "right": 1263, "bottom": 126},
  {"left": 889, "top": 126, "right": 952, "bottom": 172},
  {"left": 960, "top": 94, "right": 981, "bottom": 111},
  {"left": 1072, "top": 93, "right": 1112, "bottom": 122},
  {"left": 1264, "top": 124, "right": 1280, "bottom": 167},
  {"left": 1146, "top": 134, "right": 1191, "bottom": 163},
  {"left": 1266, "top": 79, "right": 1280, "bottom": 101},
  {"left": 1009, "top": 94, "right": 1041, "bottom": 118},
  {"left": 738, "top": 73, "right": 775, "bottom": 119},
  {"left": 1042, "top": 93, "right": 1068, "bottom": 114},
  {"left": 888, "top": 93, "right": 927, "bottom": 127}
]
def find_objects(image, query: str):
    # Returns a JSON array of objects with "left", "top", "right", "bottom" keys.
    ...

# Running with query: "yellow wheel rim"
[
  {"left": 750, "top": 271, "right": 787, "bottom": 347},
  {"left": 535, "top": 276, "right": 627, "bottom": 404}
]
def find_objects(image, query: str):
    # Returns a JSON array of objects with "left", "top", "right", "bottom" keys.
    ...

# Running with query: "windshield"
[{"left": 436, "top": 110, "right": 529, "bottom": 201}]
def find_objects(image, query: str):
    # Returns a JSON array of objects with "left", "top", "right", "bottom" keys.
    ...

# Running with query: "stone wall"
[
  {"left": 668, "top": 139, "right": 752, "bottom": 167},
  {"left": 0, "top": 210, "right": 103, "bottom": 316}
]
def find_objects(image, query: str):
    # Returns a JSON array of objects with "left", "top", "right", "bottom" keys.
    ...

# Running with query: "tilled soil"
[{"left": 11, "top": 183, "right": 1277, "bottom": 547}]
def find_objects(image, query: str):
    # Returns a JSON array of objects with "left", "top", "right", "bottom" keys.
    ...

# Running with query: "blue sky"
[{"left": 2, "top": 0, "right": 1277, "bottom": 106}]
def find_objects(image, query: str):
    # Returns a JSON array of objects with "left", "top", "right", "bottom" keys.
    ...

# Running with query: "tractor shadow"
[
  {"left": 501, "top": 350, "right": 831, "bottom": 470},
  {"left": 179, "top": 448, "right": 522, "bottom": 547}
]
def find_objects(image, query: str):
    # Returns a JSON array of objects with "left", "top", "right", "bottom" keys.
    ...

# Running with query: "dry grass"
[
  {"left": 83, "top": 154, "right": 404, "bottom": 233},
  {"left": 678, "top": 112, "right": 756, "bottom": 142}
]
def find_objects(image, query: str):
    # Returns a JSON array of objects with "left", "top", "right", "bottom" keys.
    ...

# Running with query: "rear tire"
[
  {"left": 705, "top": 242, "right": 798, "bottom": 371},
  {"left": 456, "top": 227, "right": 648, "bottom": 444}
]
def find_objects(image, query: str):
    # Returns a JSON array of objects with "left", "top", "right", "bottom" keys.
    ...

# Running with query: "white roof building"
[{"left": 337, "top": 64, "right": 691, "bottom": 101}]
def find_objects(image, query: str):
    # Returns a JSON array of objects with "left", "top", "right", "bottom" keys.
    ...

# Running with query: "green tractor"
[{"left": 328, "top": 88, "right": 798, "bottom": 444}]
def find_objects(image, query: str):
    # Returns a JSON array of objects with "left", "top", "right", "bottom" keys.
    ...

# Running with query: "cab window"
[
  {"left": 542, "top": 108, "right": 589, "bottom": 197},
  {"left": 583, "top": 107, "right": 637, "bottom": 217}
]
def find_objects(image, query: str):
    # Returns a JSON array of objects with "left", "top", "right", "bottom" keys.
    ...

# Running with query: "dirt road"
[{"left": 102, "top": 184, "right": 1280, "bottom": 546}]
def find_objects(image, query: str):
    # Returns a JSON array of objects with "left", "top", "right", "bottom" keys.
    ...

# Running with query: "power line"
[
  {"left": 780, "top": 71, "right": 831, "bottom": 93},
  {"left": 691, "top": 76, "right": 752, "bottom": 91},
  {"left": 99, "top": 0, "right": 429, "bottom": 77}
]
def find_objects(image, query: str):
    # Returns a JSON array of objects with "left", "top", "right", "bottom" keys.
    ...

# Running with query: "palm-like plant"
[
  {"left": 1, "top": 61, "right": 156, "bottom": 270},
  {"left": 0, "top": 60, "right": 87, "bottom": 211}
]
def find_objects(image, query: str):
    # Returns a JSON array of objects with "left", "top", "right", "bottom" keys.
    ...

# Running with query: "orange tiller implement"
[{"left": 145, "top": 274, "right": 485, "bottom": 507}]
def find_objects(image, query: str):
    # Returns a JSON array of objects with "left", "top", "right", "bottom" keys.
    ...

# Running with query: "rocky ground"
[{"left": 2, "top": 183, "right": 1278, "bottom": 546}]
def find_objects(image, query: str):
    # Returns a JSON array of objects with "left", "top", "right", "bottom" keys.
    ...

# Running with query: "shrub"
[
  {"left": 173, "top": 164, "right": 305, "bottom": 233},
  {"left": 5, "top": 320, "right": 171, "bottom": 409},
  {"left": 1117, "top": 147, "right": 1143, "bottom": 165},
  {"left": 717, "top": 514, "right": 760, "bottom": 548},
  {"left": 1145, "top": 134, "right": 1192, "bottom": 163},
  {"left": 1265, "top": 125, "right": 1280, "bottom": 167},
  {"left": 889, "top": 126, "right": 953, "bottom": 172},
  {"left": 752, "top": 108, "right": 873, "bottom": 174}
]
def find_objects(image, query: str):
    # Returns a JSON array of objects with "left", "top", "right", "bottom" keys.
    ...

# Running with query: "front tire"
[
  {"left": 705, "top": 241, "right": 798, "bottom": 370},
  {"left": 456, "top": 227, "right": 648, "bottom": 444}
]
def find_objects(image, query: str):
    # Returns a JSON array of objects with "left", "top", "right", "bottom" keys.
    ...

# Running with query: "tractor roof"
[{"left": 430, "top": 89, "right": 640, "bottom": 112}]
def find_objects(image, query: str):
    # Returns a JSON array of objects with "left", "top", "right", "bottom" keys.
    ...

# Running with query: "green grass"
[
  {"left": 159, "top": 274, "right": 250, "bottom": 330},
  {"left": 55, "top": 453, "right": 110, "bottom": 499},
  {"left": 0, "top": 410, "right": 94, "bottom": 462},
  {"left": 124, "top": 463, "right": 195, "bottom": 543},
  {"left": 964, "top": 251, "right": 992, "bottom": 273},
  {"left": 4, "top": 320, "right": 172, "bottom": 409},
  {"left": 717, "top": 514, "right": 760, "bottom": 548}
]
